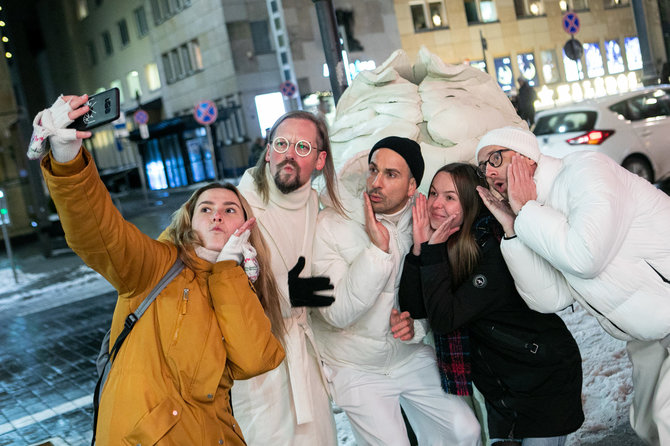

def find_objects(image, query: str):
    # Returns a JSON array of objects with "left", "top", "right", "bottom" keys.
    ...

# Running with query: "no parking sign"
[
  {"left": 562, "top": 11, "right": 580, "bottom": 35},
  {"left": 280, "top": 80, "right": 297, "bottom": 98},
  {"left": 193, "top": 100, "right": 218, "bottom": 125}
]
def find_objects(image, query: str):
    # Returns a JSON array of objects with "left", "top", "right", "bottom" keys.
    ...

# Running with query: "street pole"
[
  {"left": 480, "top": 30, "right": 489, "bottom": 73},
  {"left": 312, "top": 0, "right": 347, "bottom": 104}
]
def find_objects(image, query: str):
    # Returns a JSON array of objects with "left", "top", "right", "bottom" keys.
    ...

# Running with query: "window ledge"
[
  {"left": 467, "top": 20, "right": 500, "bottom": 26},
  {"left": 413, "top": 25, "right": 450, "bottom": 34},
  {"left": 604, "top": 4, "right": 630, "bottom": 9},
  {"left": 515, "top": 13, "right": 547, "bottom": 20}
]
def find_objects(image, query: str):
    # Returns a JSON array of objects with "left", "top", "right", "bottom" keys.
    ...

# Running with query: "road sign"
[
  {"left": 562, "top": 12, "right": 580, "bottom": 35},
  {"left": 0, "top": 189, "right": 9, "bottom": 225},
  {"left": 564, "top": 37, "right": 583, "bottom": 61},
  {"left": 133, "top": 109, "right": 149, "bottom": 125},
  {"left": 280, "top": 80, "right": 297, "bottom": 98},
  {"left": 193, "top": 100, "right": 218, "bottom": 126}
]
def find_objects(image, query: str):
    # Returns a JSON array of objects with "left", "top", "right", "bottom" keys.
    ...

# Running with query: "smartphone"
[{"left": 67, "top": 88, "right": 121, "bottom": 131}]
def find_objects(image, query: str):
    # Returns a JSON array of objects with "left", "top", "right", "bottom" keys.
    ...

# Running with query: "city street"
[{"left": 0, "top": 186, "right": 648, "bottom": 445}]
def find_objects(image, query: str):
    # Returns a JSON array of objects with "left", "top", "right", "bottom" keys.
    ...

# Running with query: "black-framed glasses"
[
  {"left": 477, "top": 149, "right": 511, "bottom": 178},
  {"left": 271, "top": 136, "right": 316, "bottom": 157}
]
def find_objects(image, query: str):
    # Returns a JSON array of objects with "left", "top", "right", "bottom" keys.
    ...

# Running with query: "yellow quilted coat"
[{"left": 41, "top": 149, "right": 285, "bottom": 445}]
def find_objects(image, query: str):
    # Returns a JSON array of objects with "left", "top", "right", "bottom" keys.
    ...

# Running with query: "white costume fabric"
[
  {"left": 312, "top": 152, "right": 481, "bottom": 446},
  {"left": 500, "top": 151, "right": 670, "bottom": 446},
  {"left": 233, "top": 167, "right": 337, "bottom": 446}
]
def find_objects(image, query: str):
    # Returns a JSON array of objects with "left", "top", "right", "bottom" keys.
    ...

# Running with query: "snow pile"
[{"left": 0, "top": 268, "right": 48, "bottom": 295}]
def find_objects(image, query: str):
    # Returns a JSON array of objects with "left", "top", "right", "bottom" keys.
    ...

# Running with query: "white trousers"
[
  {"left": 627, "top": 338, "right": 670, "bottom": 446},
  {"left": 231, "top": 358, "right": 337, "bottom": 446},
  {"left": 326, "top": 346, "right": 481, "bottom": 446}
]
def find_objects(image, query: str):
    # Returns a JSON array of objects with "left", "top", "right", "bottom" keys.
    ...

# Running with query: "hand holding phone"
[{"left": 67, "top": 88, "right": 120, "bottom": 131}]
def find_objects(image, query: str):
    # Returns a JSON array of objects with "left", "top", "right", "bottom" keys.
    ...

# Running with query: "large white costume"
[{"left": 233, "top": 167, "right": 336, "bottom": 445}]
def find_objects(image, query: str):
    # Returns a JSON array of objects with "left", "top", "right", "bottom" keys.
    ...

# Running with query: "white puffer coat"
[
  {"left": 312, "top": 151, "right": 429, "bottom": 372},
  {"left": 501, "top": 151, "right": 670, "bottom": 341}
]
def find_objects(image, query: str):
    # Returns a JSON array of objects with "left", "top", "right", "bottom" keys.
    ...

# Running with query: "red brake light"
[{"left": 566, "top": 130, "right": 615, "bottom": 145}]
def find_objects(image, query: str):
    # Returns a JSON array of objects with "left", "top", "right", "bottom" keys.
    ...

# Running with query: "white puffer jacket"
[
  {"left": 312, "top": 151, "right": 429, "bottom": 372},
  {"left": 501, "top": 151, "right": 670, "bottom": 341}
]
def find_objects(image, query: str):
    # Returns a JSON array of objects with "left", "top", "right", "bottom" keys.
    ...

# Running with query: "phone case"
[{"left": 68, "top": 88, "right": 121, "bottom": 131}]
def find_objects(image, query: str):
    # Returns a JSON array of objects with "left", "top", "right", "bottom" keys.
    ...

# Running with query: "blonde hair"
[
  {"left": 166, "top": 183, "right": 285, "bottom": 343},
  {"left": 251, "top": 111, "right": 345, "bottom": 215},
  {"left": 433, "top": 163, "right": 488, "bottom": 287}
]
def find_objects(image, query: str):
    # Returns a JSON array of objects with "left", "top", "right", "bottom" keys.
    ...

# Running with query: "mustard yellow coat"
[{"left": 41, "top": 149, "right": 285, "bottom": 445}]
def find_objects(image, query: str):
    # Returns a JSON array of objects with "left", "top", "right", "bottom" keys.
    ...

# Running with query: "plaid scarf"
[{"left": 434, "top": 329, "right": 473, "bottom": 396}]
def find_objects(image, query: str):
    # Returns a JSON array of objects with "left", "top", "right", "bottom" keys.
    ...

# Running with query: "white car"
[{"left": 533, "top": 85, "right": 670, "bottom": 182}]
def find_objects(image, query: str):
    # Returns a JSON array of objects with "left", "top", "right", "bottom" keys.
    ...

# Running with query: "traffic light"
[{"left": 0, "top": 189, "right": 9, "bottom": 225}]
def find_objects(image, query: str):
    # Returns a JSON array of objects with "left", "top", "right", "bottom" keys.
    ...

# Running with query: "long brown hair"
[
  {"left": 166, "top": 183, "right": 285, "bottom": 342},
  {"left": 433, "top": 163, "right": 488, "bottom": 287},
  {"left": 251, "top": 110, "right": 345, "bottom": 215}
]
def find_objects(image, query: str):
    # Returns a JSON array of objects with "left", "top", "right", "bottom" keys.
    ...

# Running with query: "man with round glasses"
[
  {"left": 475, "top": 125, "right": 670, "bottom": 446},
  {"left": 233, "top": 111, "right": 345, "bottom": 445}
]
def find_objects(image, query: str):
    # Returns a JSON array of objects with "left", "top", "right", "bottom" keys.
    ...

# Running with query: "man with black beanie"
[{"left": 311, "top": 136, "right": 481, "bottom": 446}]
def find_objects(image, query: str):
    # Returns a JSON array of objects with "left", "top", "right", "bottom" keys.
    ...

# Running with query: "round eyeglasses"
[
  {"left": 271, "top": 136, "right": 317, "bottom": 157},
  {"left": 477, "top": 149, "right": 511, "bottom": 178}
]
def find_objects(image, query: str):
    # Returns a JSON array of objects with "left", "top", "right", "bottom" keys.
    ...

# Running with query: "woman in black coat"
[{"left": 399, "top": 163, "right": 583, "bottom": 446}]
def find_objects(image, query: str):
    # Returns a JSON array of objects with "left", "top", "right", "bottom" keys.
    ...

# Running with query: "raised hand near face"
[
  {"left": 427, "top": 213, "right": 460, "bottom": 246},
  {"left": 288, "top": 257, "right": 335, "bottom": 308},
  {"left": 508, "top": 155, "right": 537, "bottom": 215},
  {"left": 390, "top": 309, "right": 414, "bottom": 341},
  {"left": 477, "top": 186, "right": 516, "bottom": 236},
  {"left": 411, "top": 193, "right": 432, "bottom": 256},
  {"left": 364, "top": 192, "right": 390, "bottom": 253}
]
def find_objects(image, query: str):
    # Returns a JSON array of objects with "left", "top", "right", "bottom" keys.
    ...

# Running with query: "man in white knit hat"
[{"left": 475, "top": 125, "right": 670, "bottom": 446}]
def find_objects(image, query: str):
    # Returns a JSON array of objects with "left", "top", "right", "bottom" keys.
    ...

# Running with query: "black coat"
[{"left": 399, "top": 217, "right": 584, "bottom": 439}]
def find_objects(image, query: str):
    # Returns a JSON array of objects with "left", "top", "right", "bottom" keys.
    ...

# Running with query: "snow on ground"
[
  {"left": 332, "top": 303, "right": 633, "bottom": 445},
  {"left": 0, "top": 267, "right": 48, "bottom": 295}
]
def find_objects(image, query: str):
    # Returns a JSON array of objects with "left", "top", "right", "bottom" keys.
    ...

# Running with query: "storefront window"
[
  {"left": 605, "top": 39, "right": 625, "bottom": 74},
  {"left": 517, "top": 53, "right": 539, "bottom": 86},
  {"left": 541, "top": 49, "right": 560, "bottom": 83},
  {"left": 494, "top": 56, "right": 514, "bottom": 91},
  {"left": 562, "top": 48, "right": 584, "bottom": 82},
  {"left": 469, "top": 60, "right": 488, "bottom": 72},
  {"left": 624, "top": 37, "right": 643, "bottom": 70},
  {"left": 583, "top": 42, "right": 605, "bottom": 78}
]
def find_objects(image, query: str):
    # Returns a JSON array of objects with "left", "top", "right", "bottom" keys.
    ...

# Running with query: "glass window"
[
  {"left": 562, "top": 47, "right": 584, "bottom": 81},
  {"left": 541, "top": 49, "right": 560, "bottom": 83},
  {"left": 127, "top": 71, "right": 142, "bottom": 99},
  {"left": 411, "top": 1, "right": 448, "bottom": 30},
  {"left": 76, "top": 0, "right": 89, "bottom": 20},
  {"left": 118, "top": 19, "right": 130, "bottom": 47},
  {"left": 514, "top": 0, "right": 544, "bottom": 17},
  {"left": 465, "top": 0, "right": 498, "bottom": 23},
  {"left": 110, "top": 79, "right": 125, "bottom": 104},
  {"left": 251, "top": 21, "right": 273, "bottom": 54},
  {"left": 624, "top": 37, "right": 643, "bottom": 70},
  {"left": 87, "top": 41, "right": 97, "bottom": 65},
  {"left": 494, "top": 56, "right": 514, "bottom": 92},
  {"left": 150, "top": 0, "right": 163, "bottom": 25},
  {"left": 517, "top": 53, "right": 539, "bottom": 86},
  {"left": 161, "top": 0, "right": 173, "bottom": 17},
  {"left": 534, "top": 111, "right": 597, "bottom": 135},
  {"left": 162, "top": 53, "right": 174, "bottom": 83},
  {"left": 428, "top": 2, "right": 446, "bottom": 27},
  {"left": 145, "top": 63, "right": 161, "bottom": 91},
  {"left": 560, "top": 0, "right": 588, "bottom": 11},
  {"left": 411, "top": 4, "right": 428, "bottom": 31},
  {"left": 102, "top": 31, "right": 113, "bottom": 55},
  {"left": 604, "top": 0, "right": 629, "bottom": 8},
  {"left": 180, "top": 44, "right": 193, "bottom": 75},
  {"left": 583, "top": 42, "right": 604, "bottom": 77},
  {"left": 469, "top": 60, "right": 488, "bottom": 72},
  {"left": 134, "top": 7, "right": 149, "bottom": 37},
  {"left": 605, "top": 39, "right": 625, "bottom": 74},
  {"left": 170, "top": 49, "right": 184, "bottom": 79},
  {"left": 190, "top": 40, "right": 203, "bottom": 70}
]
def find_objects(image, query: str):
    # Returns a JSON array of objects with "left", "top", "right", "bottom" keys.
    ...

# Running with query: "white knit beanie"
[{"left": 475, "top": 126, "right": 540, "bottom": 162}]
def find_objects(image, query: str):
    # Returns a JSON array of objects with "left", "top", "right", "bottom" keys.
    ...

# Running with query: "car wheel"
[{"left": 622, "top": 156, "right": 654, "bottom": 183}]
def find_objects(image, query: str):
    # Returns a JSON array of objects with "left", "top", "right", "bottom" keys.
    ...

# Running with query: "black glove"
[{"left": 288, "top": 256, "right": 335, "bottom": 307}]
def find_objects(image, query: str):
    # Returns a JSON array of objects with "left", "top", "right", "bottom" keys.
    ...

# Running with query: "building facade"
[{"left": 393, "top": 0, "right": 666, "bottom": 109}]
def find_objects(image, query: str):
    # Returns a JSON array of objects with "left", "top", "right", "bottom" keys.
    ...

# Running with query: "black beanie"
[{"left": 368, "top": 136, "right": 425, "bottom": 187}]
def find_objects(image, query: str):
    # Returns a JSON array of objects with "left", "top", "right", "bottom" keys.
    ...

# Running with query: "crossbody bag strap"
[{"left": 92, "top": 257, "right": 184, "bottom": 446}]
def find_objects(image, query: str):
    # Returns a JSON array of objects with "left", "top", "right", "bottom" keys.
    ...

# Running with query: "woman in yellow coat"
[{"left": 33, "top": 94, "right": 285, "bottom": 445}]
